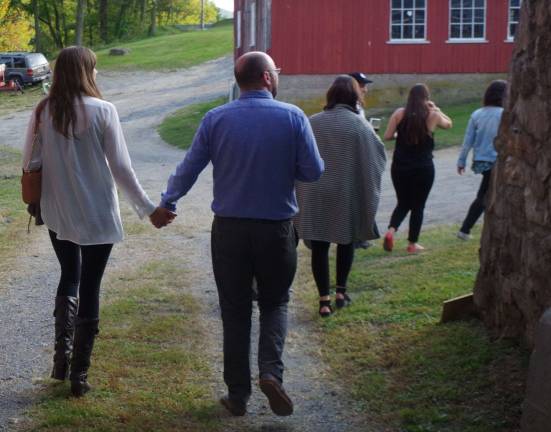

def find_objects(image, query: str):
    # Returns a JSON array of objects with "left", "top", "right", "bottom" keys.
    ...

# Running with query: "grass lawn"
[
  {"left": 95, "top": 21, "right": 233, "bottom": 71},
  {"left": 296, "top": 225, "right": 529, "bottom": 432},
  {"left": 433, "top": 102, "right": 480, "bottom": 148},
  {"left": 157, "top": 97, "right": 227, "bottom": 149},
  {"left": 0, "top": 85, "right": 45, "bottom": 117},
  {"left": 295, "top": 98, "right": 481, "bottom": 151},
  {"left": 0, "top": 146, "right": 27, "bottom": 261},
  {"left": 374, "top": 101, "right": 480, "bottom": 150},
  {"left": 27, "top": 261, "right": 224, "bottom": 432},
  {"left": 159, "top": 98, "right": 479, "bottom": 152}
]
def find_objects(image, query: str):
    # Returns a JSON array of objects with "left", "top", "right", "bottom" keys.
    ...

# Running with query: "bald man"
[{"left": 160, "top": 52, "right": 324, "bottom": 417}]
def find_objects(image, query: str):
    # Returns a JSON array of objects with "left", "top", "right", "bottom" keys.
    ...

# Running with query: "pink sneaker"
[
  {"left": 407, "top": 243, "right": 425, "bottom": 254},
  {"left": 383, "top": 231, "right": 394, "bottom": 252}
]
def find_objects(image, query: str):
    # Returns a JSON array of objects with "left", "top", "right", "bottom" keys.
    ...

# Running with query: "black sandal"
[
  {"left": 318, "top": 300, "right": 333, "bottom": 318},
  {"left": 335, "top": 287, "right": 352, "bottom": 309}
]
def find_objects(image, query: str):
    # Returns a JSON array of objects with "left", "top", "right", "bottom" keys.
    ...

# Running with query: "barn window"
[
  {"left": 389, "top": 0, "right": 427, "bottom": 42},
  {"left": 507, "top": 0, "right": 521, "bottom": 40},
  {"left": 236, "top": 10, "right": 242, "bottom": 49},
  {"left": 449, "top": 0, "right": 486, "bottom": 41},
  {"left": 250, "top": 1, "right": 256, "bottom": 47}
]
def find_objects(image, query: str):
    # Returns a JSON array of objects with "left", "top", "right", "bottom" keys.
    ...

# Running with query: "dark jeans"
[
  {"left": 389, "top": 164, "right": 435, "bottom": 243},
  {"left": 460, "top": 169, "right": 492, "bottom": 234},
  {"left": 49, "top": 230, "right": 113, "bottom": 319},
  {"left": 211, "top": 216, "right": 298, "bottom": 402},
  {"left": 310, "top": 241, "right": 354, "bottom": 297}
]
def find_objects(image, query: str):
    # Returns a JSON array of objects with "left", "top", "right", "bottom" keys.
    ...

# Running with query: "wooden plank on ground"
[{"left": 441, "top": 293, "right": 478, "bottom": 323}]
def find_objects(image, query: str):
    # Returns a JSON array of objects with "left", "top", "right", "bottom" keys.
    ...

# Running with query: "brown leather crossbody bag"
[{"left": 21, "top": 117, "right": 43, "bottom": 231}]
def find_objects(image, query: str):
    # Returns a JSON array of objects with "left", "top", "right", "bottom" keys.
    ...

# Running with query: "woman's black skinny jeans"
[
  {"left": 49, "top": 230, "right": 113, "bottom": 319},
  {"left": 388, "top": 163, "right": 435, "bottom": 243},
  {"left": 460, "top": 169, "right": 492, "bottom": 234},
  {"left": 310, "top": 240, "right": 354, "bottom": 297}
]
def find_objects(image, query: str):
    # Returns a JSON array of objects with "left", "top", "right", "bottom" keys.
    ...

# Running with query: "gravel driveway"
[{"left": 0, "top": 55, "right": 481, "bottom": 431}]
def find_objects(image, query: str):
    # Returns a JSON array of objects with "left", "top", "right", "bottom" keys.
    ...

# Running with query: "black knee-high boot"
[
  {"left": 51, "top": 296, "right": 78, "bottom": 380},
  {"left": 70, "top": 318, "right": 99, "bottom": 397}
]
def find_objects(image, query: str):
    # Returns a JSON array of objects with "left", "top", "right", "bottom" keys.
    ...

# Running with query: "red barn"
[
  {"left": 233, "top": 1, "right": 519, "bottom": 107},
  {"left": 234, "top": 0, "right": 519, "bottom": 74}
]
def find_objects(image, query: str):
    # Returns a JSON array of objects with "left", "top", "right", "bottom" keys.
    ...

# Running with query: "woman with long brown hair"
[
  {"left": 382, "top": 84, "right": 452, "bottom": 253},
  {"left": 22, "top": 46, "right": 174, "bottom": 397},
  {"left": 295, "top": 75, "right": 386, "bottom": 317}
]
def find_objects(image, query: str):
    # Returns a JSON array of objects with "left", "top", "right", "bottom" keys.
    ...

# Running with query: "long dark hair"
[
  {"left": 400, "top": 83, "right": 431, "bottom": 146},
  {"left": 324, "top": 75, "right": 361, "bottom": 112},
  {"left": 35, "top": 46, "right": 102, "bottom": 137},
  {"left": 483, "top": 80, "right": 507, "bottom": 107}
]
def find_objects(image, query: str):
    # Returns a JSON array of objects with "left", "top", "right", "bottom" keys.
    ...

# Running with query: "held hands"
[{"left": 149, "top": 207, "right": 177, "bottom": 229}]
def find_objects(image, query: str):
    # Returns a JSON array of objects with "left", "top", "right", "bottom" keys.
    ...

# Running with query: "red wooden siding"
[{"left": 263, "top": 0, "right": 515, "bottom": 74}]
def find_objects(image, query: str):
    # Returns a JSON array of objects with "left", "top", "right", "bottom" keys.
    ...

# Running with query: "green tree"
[
  {"left": 0, "top": 0, "right": 33, "bottom": 51},
  {"left": 8, "top": 0, "right": 223, "bottom": 55}
]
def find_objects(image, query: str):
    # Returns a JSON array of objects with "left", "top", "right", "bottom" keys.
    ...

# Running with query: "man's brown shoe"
[
  {"left": 219, "top": 395, "right": 247, "bottom": 416},
  {"left": 259, "top": 375, "right": 293, "bottom": 416}
]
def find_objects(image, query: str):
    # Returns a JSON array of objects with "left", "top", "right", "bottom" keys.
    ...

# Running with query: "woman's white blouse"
[{"left": 22, "top": 96, "right": 156, "bottom": 245}]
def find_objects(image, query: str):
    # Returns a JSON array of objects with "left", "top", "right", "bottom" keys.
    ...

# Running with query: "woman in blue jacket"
[{"left": 456, "top": 80, "right": 507, "bottom": 239}]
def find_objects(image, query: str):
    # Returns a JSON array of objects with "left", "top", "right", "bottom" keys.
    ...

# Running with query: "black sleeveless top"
[{"left": 392, "top": 120, "right": 435, "bottom": 170}]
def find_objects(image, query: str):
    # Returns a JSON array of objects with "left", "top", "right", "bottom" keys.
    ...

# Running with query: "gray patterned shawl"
[{"left": 294, "top": 105, "right": 386, "bottom": 244}]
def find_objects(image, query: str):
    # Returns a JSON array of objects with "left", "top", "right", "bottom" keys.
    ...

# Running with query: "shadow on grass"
[{"left": 297, "top": 225, "right": 529, "bottom": 432}]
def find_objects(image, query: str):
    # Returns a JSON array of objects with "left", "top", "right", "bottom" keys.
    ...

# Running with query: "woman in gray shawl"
[{"left": 295, "top": 75, "right": 386, "bottom": 317}]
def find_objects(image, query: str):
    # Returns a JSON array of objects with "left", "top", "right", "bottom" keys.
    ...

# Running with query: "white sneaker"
[{"left": 456, "top": 231, "right": 471, "bottom": 241}]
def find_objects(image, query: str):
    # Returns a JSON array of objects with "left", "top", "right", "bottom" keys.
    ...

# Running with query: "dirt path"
[{"left": 0, "top": 55, "right": 481, "bottom": 431}]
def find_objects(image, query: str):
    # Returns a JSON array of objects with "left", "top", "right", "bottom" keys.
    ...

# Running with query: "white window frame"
[
  {"left": 249, "top": 1, "right": 256, "bottom": 48},
  {"left": 506, "top": 0, "right": 521, "bottom": 42},
  {"left": 387, "top": 0, "right": 429, "bottom": 45},
  {"left": 447, "top": 0, "right": 487, "bottom": 44},
  {"left": 236, "top": 10, "right": 242, "bottom": 49}
]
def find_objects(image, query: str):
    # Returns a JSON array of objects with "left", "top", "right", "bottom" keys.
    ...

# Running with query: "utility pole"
[{"left": 200, "top": 0, "right": 205, "bottom": 30}]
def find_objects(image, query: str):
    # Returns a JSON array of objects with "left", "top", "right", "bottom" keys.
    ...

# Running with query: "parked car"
[{"left": 0, "top": 52, "right": 51, "bottom": 87}]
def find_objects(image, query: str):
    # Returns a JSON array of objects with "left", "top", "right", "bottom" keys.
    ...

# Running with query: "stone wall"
[{"left": 278, "top": 72, "right": 506, "bottom": 115}]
